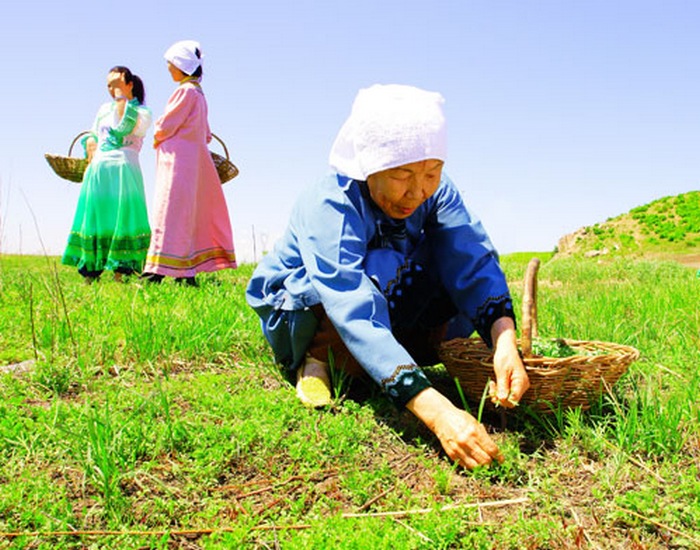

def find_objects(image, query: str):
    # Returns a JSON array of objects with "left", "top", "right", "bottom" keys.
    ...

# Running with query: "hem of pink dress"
[{"left": 144, "top": 254, "right": 237, "bottom": 278}]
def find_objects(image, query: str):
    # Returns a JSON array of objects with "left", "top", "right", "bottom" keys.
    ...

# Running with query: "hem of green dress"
[{"left": 62, "top": 253, "right": 146, "bottom": 273}]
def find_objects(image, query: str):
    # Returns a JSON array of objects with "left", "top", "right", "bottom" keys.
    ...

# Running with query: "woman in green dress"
[{"left": 62, "top": 66, "right": 152, "bottom": 282}]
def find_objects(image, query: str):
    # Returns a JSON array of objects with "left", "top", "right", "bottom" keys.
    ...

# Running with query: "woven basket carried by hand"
[
  {"left": 439, "top": 258, "right": 640, "bottom": 413},
  {"left": 45, "top": 131, "right": 91, "bottom": 183},
  {"left": 210, "top": 133, "right": 239, "bottom": 184}
]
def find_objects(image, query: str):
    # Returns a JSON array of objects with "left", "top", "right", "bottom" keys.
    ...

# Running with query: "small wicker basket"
[
  {"left": 45, "top": 131, "right": 91, "bottom": 183},
  {"left": 439, "top": 258, "right": 640, "bottom": 412},
  {"left": 210, "top": 133, "right": 239, "bottom": 184}
]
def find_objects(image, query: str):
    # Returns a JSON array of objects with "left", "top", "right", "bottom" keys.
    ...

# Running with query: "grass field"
[{"left": 0, "top": 253, "right": 698, "bottom": 549}]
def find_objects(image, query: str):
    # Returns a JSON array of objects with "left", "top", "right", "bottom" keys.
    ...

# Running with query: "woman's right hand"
[
  {"left": 85, "top": 138, "right": 97, "bottom": 163},
  {"left": 114, "top": 93, "right": 127, "bottom": 118},
  {"left": 407, "top": 387, "right": 503, "bottom": 469}
]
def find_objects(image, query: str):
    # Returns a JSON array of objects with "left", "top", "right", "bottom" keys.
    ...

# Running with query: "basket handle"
[
  {"left": 68, "top": 131, "right": 93, "bottom": 156},
  {"left": 210, "top": 133, "right": 230, "bottom": 161},
  {"left": 520, "top": 257, "right": 540, "bottom": 358}
]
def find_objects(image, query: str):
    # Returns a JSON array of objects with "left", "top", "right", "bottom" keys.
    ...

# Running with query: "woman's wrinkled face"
[
  {"left": 366, "top": 159, "right": 444, "bottom": 219},
  {"left": 106, "top": 71, "right": 133, "bottom": 100}
]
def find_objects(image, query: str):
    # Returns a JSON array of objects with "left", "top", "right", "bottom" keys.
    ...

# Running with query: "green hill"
[{"left": 556, "top": 190, "right": 700, "bottom": 265}]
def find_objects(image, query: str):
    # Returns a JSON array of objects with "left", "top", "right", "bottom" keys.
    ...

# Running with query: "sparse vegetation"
[{"left": 557, "top": 190, "right": 700, "bottom": 261}]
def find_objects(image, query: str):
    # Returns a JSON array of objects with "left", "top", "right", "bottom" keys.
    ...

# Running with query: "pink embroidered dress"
[{"left": 144, "top": 80, "right": 236, "bottom": 277}]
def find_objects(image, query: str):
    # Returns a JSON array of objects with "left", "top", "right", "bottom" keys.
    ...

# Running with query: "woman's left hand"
[{"left": 489, "top": 317, "right": 530, "bottom": 408}]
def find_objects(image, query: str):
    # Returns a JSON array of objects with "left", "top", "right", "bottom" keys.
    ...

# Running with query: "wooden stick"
[
  {"left": 341, "top": 496, "right": 530, "bottom": 519},
  {"left": 614, "top": 505, "right": 700, "bottom": 546},
  {"left": 0, "top": 524, "right": 311, "bottom": 539},
  {"left": 356, "top": 486, "right": 394, "bottom": 512},
  {"left": 520, "top": 258, "right": 540, "bottom": 357}
]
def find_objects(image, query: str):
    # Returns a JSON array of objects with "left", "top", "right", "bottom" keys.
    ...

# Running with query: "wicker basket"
[
  {"left": 439, "top": 258, "right": 640, "bottom": 412},
  {"left": 210, "top": 133, "right": 239, "bottom": 184},
  {"left": 45, "top": 131, "right": 91, "bottom": 183}
]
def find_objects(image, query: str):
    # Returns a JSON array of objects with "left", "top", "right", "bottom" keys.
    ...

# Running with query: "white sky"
[{"left": 1, "top": 0, "right": 698, "bottom": 263}]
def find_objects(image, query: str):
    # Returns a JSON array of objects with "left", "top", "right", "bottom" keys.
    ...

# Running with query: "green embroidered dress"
[{"left": 62, "top": 99, "right": 152, "bottom": 275}]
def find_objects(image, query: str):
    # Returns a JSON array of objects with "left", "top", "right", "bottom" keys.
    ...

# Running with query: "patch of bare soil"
[
  {"left": 671, "top": 254, "right": 700, "bottom": 269},
  {"left": 642, "top": 252, "right": 700, "bottom": 269}
]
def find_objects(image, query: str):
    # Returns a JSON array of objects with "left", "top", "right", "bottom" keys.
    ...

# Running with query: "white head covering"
[
  {"left": 164, "top": 40, "right": 203, "bottom": 76},
  {"left": 329, "top": 84, "right": 447, "bottom": 180}
]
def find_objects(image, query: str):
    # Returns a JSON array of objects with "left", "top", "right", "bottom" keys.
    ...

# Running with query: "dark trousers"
[{"left": 307, "top": 304, "right": 452, "bottom": 378}]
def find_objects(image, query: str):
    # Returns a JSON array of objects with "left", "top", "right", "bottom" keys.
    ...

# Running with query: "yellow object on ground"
[{"left": 296, "top": 358, "right": 332, "bottom": 408}]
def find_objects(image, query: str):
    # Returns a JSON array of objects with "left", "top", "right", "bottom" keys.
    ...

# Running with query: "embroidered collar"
[{"left": 179, "top": 76, "right": 201, "bottom": 88}]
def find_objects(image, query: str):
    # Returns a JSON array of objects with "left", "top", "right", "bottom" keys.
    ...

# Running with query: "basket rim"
[{"left": 439, "top": 336, "right": 640, "bottom": 373}]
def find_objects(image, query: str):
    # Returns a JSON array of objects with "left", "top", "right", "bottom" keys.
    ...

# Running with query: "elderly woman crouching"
[{"left": 246, "top": 84, "right": 529, "bottom": 470}]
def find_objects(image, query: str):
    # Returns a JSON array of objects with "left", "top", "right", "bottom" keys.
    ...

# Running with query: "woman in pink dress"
[{"left": 142, "top": 40, "right": 237, "bottom": 286}]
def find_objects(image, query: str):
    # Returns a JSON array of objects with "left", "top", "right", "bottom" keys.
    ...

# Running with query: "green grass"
[{"left": 0, "top": 253, "right": 698, "bottom": 549}]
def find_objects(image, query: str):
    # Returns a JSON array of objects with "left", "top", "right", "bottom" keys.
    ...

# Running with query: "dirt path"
[
  {"left": 675, "top": 254, "right": 700, "bottom": 269},
  {"left": 650, "top": 253, "right": 700, "bottom": 269}
]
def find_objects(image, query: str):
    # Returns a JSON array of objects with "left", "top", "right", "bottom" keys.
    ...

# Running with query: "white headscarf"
[
  {"left": 328, "top": 84, "right": 447, "bottom": 181},
  {"left": 164, "top": 40, "right": 203, "bottom": 76}
]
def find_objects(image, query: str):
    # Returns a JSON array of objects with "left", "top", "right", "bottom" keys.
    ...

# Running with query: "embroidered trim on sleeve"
[
  {"left": 473, "top": 294, "right": 515, "bottom": 348},
  {"left": 381, "top": 364, "right": 432, "bottom": 409}
]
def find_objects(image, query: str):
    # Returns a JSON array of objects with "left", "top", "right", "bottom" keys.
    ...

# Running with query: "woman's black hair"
[
  {"left": 189, "top": 48, "right": 203, "bottom": 78},
  {"left": 109, "top": 65, "right": 146, "bottom": 104}
]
